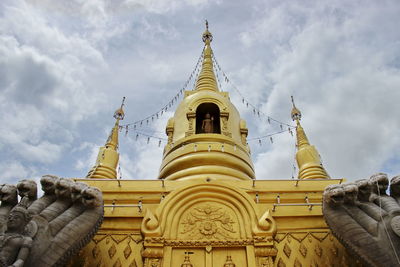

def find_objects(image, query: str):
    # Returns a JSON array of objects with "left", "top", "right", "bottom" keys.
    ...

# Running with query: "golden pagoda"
[{"left": 71, "top": 23, "right": 357, "bottom": 267}]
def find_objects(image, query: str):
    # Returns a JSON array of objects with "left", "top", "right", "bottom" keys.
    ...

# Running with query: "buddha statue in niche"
[{"left": 201, "top": 113, "right": 214, "bottom": 133}]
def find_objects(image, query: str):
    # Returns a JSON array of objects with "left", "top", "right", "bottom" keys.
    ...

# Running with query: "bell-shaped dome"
[{"left": 159, "top": 24, "right": 254, "bottom": 181}]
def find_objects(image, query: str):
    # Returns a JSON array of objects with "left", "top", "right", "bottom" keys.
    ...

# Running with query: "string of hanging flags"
[
  {"left": 118, "top": 45, "right": 297, "bottom": 149},
  {"left": 120, "top": 46, "right": 295, "bottom": 135},
  {"left": 120, "top": 125, "right": 293, "bottom": 148},
  {"left": 247, "top": 128, "right": 293, "bottom": 145},
  {"left": 211, "top": 52, "right": 295, "bottom": 129},
  {"left": 119, "top": 47, "right": 205, "bottom": 131},
  {"left": 119, "top": 126, "right": 167, "bottom": 146}
]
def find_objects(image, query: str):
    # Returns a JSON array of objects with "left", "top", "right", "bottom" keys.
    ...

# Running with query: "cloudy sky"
[{"left": 1, "top": 0, "right": 399, "bottom": 185}]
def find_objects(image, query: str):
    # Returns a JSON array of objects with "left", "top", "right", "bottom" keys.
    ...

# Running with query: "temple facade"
[{"left": 70, "top": 24, "right": 359, "bottom": 267}]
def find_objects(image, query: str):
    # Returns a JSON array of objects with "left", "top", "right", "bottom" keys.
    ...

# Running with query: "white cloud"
[
  {"left": 0, "top": 0, "right": 110, "bottom": 180},
  {"left": 1, "top": 0, "right": 400, "bottom": 186},
  {"left": 74, "top": 142, "right": 99, "bottom": 171},
  {"left": 122, "top": 0, "right": 216, "bottom": 14},
  {"left": 247, "top": 0, "right": 400, "bottom": 180},
  {"left": 119, "top": 111, "right": 172, "bottom": 179},
  {"left": 0, "top": 161, "right": 30, "bottom": 183}
]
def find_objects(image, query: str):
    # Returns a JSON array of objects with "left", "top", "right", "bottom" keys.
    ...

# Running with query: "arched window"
[{"left": 195, "top": 103, "right": 221, "bottom": 134}]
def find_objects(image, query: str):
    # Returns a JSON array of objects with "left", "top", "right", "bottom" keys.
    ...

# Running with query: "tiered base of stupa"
[{"left": 68, "top": 177, "right": 361, "bottom": 267}]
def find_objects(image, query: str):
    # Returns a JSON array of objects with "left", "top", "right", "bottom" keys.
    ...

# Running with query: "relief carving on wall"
[
  {"left": 185, "top": 112, "right": 196, "bottom": 137},
  {"left": 220, "top": 112, "right": 232, "bottom": 137},
  {"left": 179, "top": 203, "right": 238, "bottom": 240}
]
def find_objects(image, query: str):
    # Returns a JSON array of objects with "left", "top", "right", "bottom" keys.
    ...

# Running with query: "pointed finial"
[
  {"left": 114, "top": 97, "right": 125, "bottom": 120},
  {"left": 86, "top": 98, "right": 125, "bottom": 179},
  {"left": 195, "top": 20, "right": 218, "bottom": 91},
  {"left": 290, "top": 96, "right": 330, "bottom": 179},
  {"left": 291, "top": 96, "right": 301, "bottom": 121},
  {"left": 202, "top": 20, "right": 213, "bottom": 43}
]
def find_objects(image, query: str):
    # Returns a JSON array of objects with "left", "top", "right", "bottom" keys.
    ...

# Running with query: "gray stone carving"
[
  {"left": 0, "top": 176, "right": 103, "bottom": 267},
  {"left": 27, "top": 175, "right": 58, "bottom": 215},
  {"left": 16, "top": 180, "right": 37, "bottom": 207},
  {"left": 323, "top": 173, "right": 400, "bottom": 267},
  {"left": 0, "top": 200, "right": 32, "bottom": 267},
  {"left": 38, "top": 178, "right": 74, "bottom": 222},
  {"left": 0, "top": 185, "right": 18, "bottom": 234}
]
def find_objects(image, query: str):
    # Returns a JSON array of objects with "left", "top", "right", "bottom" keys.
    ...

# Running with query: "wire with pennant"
[
  {"left": 119, "top": 125, "right": 167, "bottom": 147},
  {"left": 117, "top": 45, "right": 298, "bottom": 163},
  {"left": 119, "top": 47, "right": 205, "bottom": 132},
  {"left": 123, "top": 125, "right": 293, "bottom": 148},
  {"left": 211, "top": 52, "right": 295, "bottom": 130},
  {"left": 290, "top": 142, "right": 297, "bottom": 179},
  {"left": 120, "top": 45, "right": 296, "bottom": 136},
  {"left": 247, "top": 128, "right": 293, "bottom": 144}
]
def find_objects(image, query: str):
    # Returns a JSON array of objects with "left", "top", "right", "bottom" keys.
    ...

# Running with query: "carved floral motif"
[
  {"left": 299, "top": 243, "right": 307, "bottom": 258},
  {"left": 108, "top": 244, "right": 117, "bottom": 259},
  {"left": 124, "top": 243, "right": 132, "bottom": 259},
  {"left": 180, "top": 204, "right": 237, "bottom": 239},
  {"left": 283, "top": 243, "right": 291, "bottom": 258},
  {"left": 314, "top": 244, "right": 322, "bottom": 258},
  {"left": 277, "top": 258, "right": 286, "bottom": 267},
  {"left": 149, "top": 258, "right": 160, "bottom": 267},
  {"left": 294, "top": 258, "right": 302, "bottom": 267}
]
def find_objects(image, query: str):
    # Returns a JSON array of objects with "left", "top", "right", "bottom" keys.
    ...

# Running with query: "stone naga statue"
[
  {"left": 0, "top": 176, "right": 104, "bottom": 267},
  {"left": 0, "top": 185, "right": 18, "bottom": 234},
  {"left": 323, "top": 173, "right": 400, "bottom": 267},
  {"left": 16, "top": 180, "right": 37, "bottom": 207},
  {"left": 27, "top": 175, "right": 58, "bottom": 215},
  {"left": 0, "top": 201, "right": 33, "bottom": 267}
]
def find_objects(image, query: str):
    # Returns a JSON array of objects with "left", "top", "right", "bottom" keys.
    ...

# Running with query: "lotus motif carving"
[{"left": 180, "top": 204, "right": 236, "bottom": 239}]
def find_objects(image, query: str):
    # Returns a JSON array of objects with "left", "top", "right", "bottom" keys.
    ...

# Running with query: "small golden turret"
[
  {"left": 86, "top": 97, "right": 125, "bottom": 179},
  {"left": 291, "top": 96, "right": 329, "bottom": 179},
  {"left": 194, "top": 20, "right": 219, "bottom": 92}
]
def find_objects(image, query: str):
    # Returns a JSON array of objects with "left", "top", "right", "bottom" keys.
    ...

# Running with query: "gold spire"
[
  {"left": 291, "top": 96, "right": 329, "bottom": 179},
  {"left": 105, "top": 98, "right": 125, "bottom": 150},
  {"left": 87, "top": 97, "right": 125, "bottom": 179},
  {"left": 194, "top": 20, "right": 219, "bottom": 91},
  {"left": 291, "top": 96, "right": 310, "bottom": 148}
]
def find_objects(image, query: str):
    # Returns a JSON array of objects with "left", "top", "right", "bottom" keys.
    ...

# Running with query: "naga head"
[
  {"left": 71, "top": 182, "right": 88, "bottom": 203},
  {"left": 41, "top": 175, "right": 59, "bottom": 195},
  {"left": 7, "top": 203, "right": 31, "bottom": 232},
  {"left": 323, "top": 184, "right": 345, "bottom": 207},
  {"left": 0, "top": 184, "right": 4, "bottom": 200},
  {"left": 390, "top": 175, "right": 400, "bottom": 198},
  {"left": 55, "top": 178, "right": 74, "bottom": 200},
  {"left": 356, "top": 179, "right": 372, "bottom": 202},
  {"left": 81, "top": 187, "right": 102, "bottom": 208},
  {"left": 17, "top": 179, "right": 37, "bottom": 200},
  {"left": 343, "top": 183, "right": 359, "bottom": 204},
  {"left": 369, "top": 173, "right": 389, "bottom": 195},
  {"left": 0, "top": 184, "right": 18, "bottom": 206}
]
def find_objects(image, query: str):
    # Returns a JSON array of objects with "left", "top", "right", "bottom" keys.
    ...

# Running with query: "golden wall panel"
[
  {"left": 68, "top": 234, "right": 144, "bottom": 267},
  {"left": 273, "top": 232, "right": 362, "bottom": 267}
]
